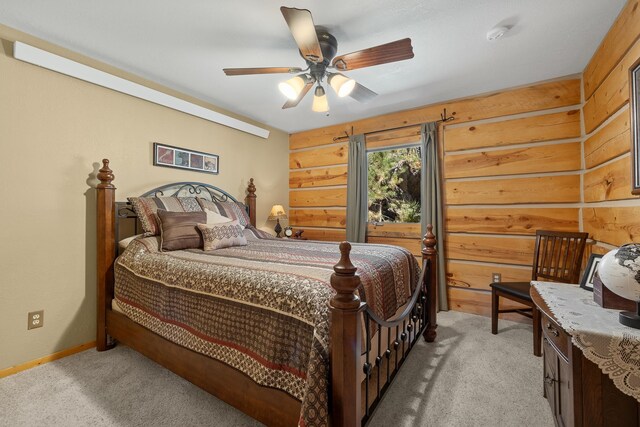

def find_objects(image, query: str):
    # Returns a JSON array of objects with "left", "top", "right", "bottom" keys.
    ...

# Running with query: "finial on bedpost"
[
  {"left": 330, "top": 242, "right": 361, "bottom": 309},
  {"left": 245, "top": 178, "right": 257, "bottom": 228},
  {"left": 422, "top": 224, "right": 436, "bottom": 257},
  {"left": 247, "top": 178, "right": 256, "bottom": 196},
  {"left": 421, "top": 224, "right": 438, "bottom": 343},
  {"left": 329, "top": 241, "right": 363, "bottom": 425},
  {"left": 97, "top": 159, "right": 115, "bottom": 189}
]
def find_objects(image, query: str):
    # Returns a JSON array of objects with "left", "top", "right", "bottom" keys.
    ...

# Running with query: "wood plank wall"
[
  {"left": 442, "top": 84, "right": 581, "bottom": 317},
  {"left": 289, "top": 141, "right": 348, "bottom": 241},
  {"left": 289, "top": 78, "right": 582, "bottom": 320},
  {"left": 287, "top": 0, "right": 640, "bottom": 320},
  {"left": 581, "top": 0, "right": 640, "bottom": 255}
]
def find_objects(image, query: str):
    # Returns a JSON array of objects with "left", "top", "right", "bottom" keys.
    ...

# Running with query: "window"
[{"left": 367, "top": 145, "right": 421, "bottom": 223}]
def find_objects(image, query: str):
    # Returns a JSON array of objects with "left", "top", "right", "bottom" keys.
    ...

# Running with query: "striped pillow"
[
  {"left": 196, "top": 198, "right": 251, "bottom": 228},
  {"left": 128, "top": 196, "right": 202, "bottom": 236},
  {"left": 197, "top": 220, "right": 247, "bottom": 251},
  {"left": 157, "top": 210, "right": 206, "bottom": 251}
]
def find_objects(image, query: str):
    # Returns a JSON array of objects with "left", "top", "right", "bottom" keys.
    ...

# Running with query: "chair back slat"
[
  {"left": 532, "top": 230, "right": 588, "bottom": 284},
  {"left": 531, "top": 235, "right": 549, "bottom": 280},
  {"left": 549, "top": 237, "right": 558, "bottom": 278},
  {"left": 563, "top": 238, "right": 576, "bottom": 280},
  {"left": 556, "top": 238, "right": 567, "bottom": 280},
  {"left": 555, "top": 239, "right": 564, "bottom": 276}
]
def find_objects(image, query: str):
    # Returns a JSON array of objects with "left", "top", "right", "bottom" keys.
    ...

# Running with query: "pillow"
[
  {"left": 118, "top": 234, "right": 144, "bottom": 254},
  {"left": 197, "top": 220, "right": 247, "bottom": 251},
  {"left": 156, "top": 210, "right": 206, "bottom": 251},
  {"left": 205, "top": 208, "right": 232, "bottom": 225},
  {"left": 196, "top": 198, "right": 251, "bottom": 228},
  {"left": 128, "top": 196, "right": 202, "bottom": 236}
]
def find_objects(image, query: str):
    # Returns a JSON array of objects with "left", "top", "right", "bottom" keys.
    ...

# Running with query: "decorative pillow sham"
[
  {"left": 197, "top": 220, "right": 247, "bottom": 251},
  {"left": 128, "top": 196, "right": 202, "bottom": 236},
  {"left": 196, "top": 198, "right": 251, "bottom": 228},
  {"left": 204, "top": 208, "right": 233, "bottom": 225},
  {"left": 157, "top": 210, "right": 206, "bottom": 251}
]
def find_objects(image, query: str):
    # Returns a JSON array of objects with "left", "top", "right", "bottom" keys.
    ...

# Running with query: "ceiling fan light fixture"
[
  {"left": 224, "top": 8, "right": 409, "bottom": 112},
  {"left": 278, "top": 74, "right": 311, "bottom": 100},
  {"left": 312, "top": 85, "right": 329, "bottom": 113},
  {"left": 328, "top": 73, "right": 356, "bottom": 97}
]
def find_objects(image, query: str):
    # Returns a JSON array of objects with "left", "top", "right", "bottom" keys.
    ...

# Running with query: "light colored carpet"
[
  {"left": 0, "top": 311, "right": 553, "bottom": 427},
  {"left": 368, "top": 311, "right": 553, "bottom": 427}
]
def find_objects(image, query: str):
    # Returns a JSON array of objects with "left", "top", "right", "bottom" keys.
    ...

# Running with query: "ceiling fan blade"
[
  {"left": 332, "top": 38, "right": 414, "bottom": 71},
  {"left": 280, "top": 7, "right": 323, "bottom": 63},
  {"left": 223, "top": 67, "right": 302, "bottom": 76},
  {"left": 349, "top": 83, "right": 378, "bottom": 103},
  {"left": 282, "top": 81, "right": 314, "bottom": 109}
]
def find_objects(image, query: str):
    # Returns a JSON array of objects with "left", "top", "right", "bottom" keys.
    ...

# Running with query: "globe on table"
[{"left": 599, "top": 244, "right": 640, "bottom": 328}]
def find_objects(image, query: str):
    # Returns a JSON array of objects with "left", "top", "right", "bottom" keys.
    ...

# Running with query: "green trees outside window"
[{"left": 367, "top": 146, "right": 421, "bottom": 223}]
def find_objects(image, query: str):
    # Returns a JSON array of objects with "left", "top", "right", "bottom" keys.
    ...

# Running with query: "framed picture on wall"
[
  {"left": 630, "top": 58, "right": 640, "bottom": 195},
  {"left": 153, "top": 143, "right": 219, "bottom": 175}
]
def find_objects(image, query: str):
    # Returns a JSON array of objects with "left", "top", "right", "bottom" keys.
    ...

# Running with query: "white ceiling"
[{"left": 0, "top": 0, "right": 626, "bottom": 133}]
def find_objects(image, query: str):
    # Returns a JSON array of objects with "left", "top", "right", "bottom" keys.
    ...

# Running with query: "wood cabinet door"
[
  {"left": 556, "top": 353, "right": 574, "bottom": 427},
  {"left": 543, "top": 338, "right": 557, "bottom": 418}
]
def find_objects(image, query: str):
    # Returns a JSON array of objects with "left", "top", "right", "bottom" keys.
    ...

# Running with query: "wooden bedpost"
[
  {"left": 246, "top": 178, "right": 257, "bottom": 227},
  {"left": 329, "top": 242, "right": 364, "bottom": 427},
  {"left": 422, "top": 224, "right": 438, "bottom": 343},
  {"left": 96, "top": 159, "right": 116, "bottom": 351}
]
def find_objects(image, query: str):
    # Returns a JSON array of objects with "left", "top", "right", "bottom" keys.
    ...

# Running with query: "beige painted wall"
[{"left": 0, "top": 27, "right": 290, "bottom": 370}]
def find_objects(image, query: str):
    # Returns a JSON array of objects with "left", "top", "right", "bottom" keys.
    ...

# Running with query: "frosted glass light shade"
[
  {"left": 312, "top": 86, "right": 329, "bottom": 112},
  {"left": 278, "top": 75, "right": 307, "bottom": 100},
  {"left": 328, "top": 73, "right": 356, "bottom": 97}
]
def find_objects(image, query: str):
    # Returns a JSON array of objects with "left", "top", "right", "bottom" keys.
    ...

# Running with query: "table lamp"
[{"left": 268, "top": 204, "right": 288, "bottom": 237}]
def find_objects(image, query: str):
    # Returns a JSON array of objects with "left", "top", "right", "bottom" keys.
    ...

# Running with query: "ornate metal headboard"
[
  {"left": 115, "top": 181, "right": 254, "bottom": 242},
  {"left": 139, "top": 182, "right": 242, "bottom": 201}
]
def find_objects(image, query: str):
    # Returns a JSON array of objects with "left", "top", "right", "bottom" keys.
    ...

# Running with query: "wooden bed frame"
[{"left": 96, "top": 159, "right": 438, "bottom": 426}]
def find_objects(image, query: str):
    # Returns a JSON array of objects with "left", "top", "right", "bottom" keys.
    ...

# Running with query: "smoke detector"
[{"left": 487, "top": 26, "right": 510, "bottom": 42}]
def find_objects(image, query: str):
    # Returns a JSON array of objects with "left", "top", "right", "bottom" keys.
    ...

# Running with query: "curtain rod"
[{"left": 331, "top": 109, "right": 455, "bottom": 142}]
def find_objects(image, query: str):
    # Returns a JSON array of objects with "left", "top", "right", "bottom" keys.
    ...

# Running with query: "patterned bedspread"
[{"left": 114, "top": 228, "right": 419, "bottom": 426}]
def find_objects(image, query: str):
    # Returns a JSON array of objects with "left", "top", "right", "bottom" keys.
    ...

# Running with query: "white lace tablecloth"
[{"left": 532, "top": 281, "right": 640, "bottom": 402}]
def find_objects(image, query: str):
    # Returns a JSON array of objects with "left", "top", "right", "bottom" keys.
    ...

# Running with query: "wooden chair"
[{"left": 490, "top": 230, "right": 588, "bottom": 356}]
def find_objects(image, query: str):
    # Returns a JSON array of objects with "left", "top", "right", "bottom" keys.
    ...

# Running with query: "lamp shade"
[
  {"left": 328, "top": 73, "right": 356, "bottom": 97},
  {"left": 268, "top": 204, "right": 288, "bottom": 220},
  {"left": 278, "top": 75, "right": 310, "bottom": 100},
  {"left": 312, "top": 86, "right": 329, "bottom": 113}
]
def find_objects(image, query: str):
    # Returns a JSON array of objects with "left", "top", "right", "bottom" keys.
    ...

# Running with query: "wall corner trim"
[{"left": 13, "top": 42, "right": 270, "bottom": 139}]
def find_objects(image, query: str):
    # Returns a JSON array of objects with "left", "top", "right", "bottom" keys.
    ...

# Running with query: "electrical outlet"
[
  {"left": 492, "top": 273, "right": 501, "bottom": 283},
  {"left": 28, "top": 310, "right": 44, "bottom": 330}
]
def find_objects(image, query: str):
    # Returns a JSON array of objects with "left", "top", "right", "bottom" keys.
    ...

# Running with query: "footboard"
[{"left": 329, "top": 227, "right": 438, "bottom": 426}]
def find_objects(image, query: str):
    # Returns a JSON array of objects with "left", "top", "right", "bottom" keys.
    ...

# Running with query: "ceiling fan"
[{"left": 223, "top": 6, "right": 415, "bottom": 112}]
